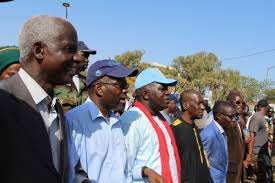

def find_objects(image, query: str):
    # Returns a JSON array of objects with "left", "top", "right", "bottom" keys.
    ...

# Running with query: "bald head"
[
  {"left": 19, "top": 15, "right": 77, "bottom": 61},
  {"left": 213, "top": 100, "right": 236, "bottom": 128},
  {"left": 213, "top": 101, "right": 235, "bottom": 118},
  {"left": 180, "top": 89, "right": 205, "bottom": 120},
  {"left": 180, "top": 89, "right": 202, "bottom": 107}
]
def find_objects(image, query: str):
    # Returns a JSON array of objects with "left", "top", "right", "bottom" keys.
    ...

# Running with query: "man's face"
[
  {"left": 186, "top": 93, "right": 205, "bottom": 119},
  {"left": 76, "top": 51, "right": 89, "bottom": 72},
  {"left": 42, "top": 21, "right": 79, "bottom": 85},
  {"left": 268, "top": 108, "right": 274, "bottom": 118},
  {"left": 167, "top": 100, "right": 177, "bottom": 114},
  {"left": 97, "top": 76, "right": 129, "bottom": 111},
  {"left": 218, "top": 107, "right": 236, "bottom": 129},
  {"left": 231, "top": 95, "right": 244, "bottom": 115},
  {"left": 147, "top": 83, "right": 170, "bottom": 113},
  {"left": 0, "top": 63, "right": 20, "bottom": 80}
]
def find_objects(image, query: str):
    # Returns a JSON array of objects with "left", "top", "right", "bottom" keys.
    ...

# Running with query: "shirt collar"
[
  {"left": 214, "top": 120, "right": 225, "bottom": 134},
  {"left": 86, "top": 97, "right": 118, "bottom": 123},
  {"left": 18, "top": 68, "right": 49, "bottom": 104}
]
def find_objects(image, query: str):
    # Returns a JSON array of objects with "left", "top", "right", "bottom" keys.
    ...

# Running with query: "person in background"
[
  {"left": 161, "top": 94, "right": 180, "bottom": 124},
  {"left": 248, "top": 99, "right": 270, "bottom": 182},
  {"left": 121, "top": 67, "right": 181, "bottom": 183},
  {"left": 200, "top": 101, "right": 236, "bottom": 183},
  {"left": 55, "top": 41, "right": 96, "bottom": 112},
  {"left": 172, "top": 89, "right": 212, "bottom": 183},
  {"left": 0, "top": 15, "right": 79, "bottom": 183},
  {"left": 0, "top": 47, "right": 20, "bottom": 80},
  {"left": 226, "top": 91, "right": 247, "bottom": 183},
  {"left": 66, "top": 59, "right": 138, "bottom": 183}
]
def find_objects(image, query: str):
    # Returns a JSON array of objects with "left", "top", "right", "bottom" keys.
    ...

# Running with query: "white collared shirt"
[{"left": 18, "top": 68, "right": 61, "bottom": 172}]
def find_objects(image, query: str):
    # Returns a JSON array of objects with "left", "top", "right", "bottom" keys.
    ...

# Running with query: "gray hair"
[{"left": 18, "top": 15, "right": 70, "bottom": 61}]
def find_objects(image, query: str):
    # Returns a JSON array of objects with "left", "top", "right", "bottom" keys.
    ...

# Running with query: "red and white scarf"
[{"left": 134, "top": 101, "right": 181, "bottom": 183}]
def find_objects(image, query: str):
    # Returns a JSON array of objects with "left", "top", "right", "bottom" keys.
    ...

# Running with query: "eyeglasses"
[
  {"left": 99, "top": 81, "right": 129, "bottom": 90},
  {"left": 219, "top": 112, "right": 238, "bottom": 121},
  {"left": 235, "top": 100, "right": 245, "bottom": 105}
]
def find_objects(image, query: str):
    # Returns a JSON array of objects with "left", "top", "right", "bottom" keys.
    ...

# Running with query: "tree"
[
  {"left": 114, "top": 50, "right": 145, "bottom": 68},
  {"left": 172, "top": 52, "right": 221, "bottom": 94},
  {"left": 264, "top": 89, "right": 275, "bottom": 103},
  {"left": 239, "top": 76, "right": 262, "bottom": 103}
]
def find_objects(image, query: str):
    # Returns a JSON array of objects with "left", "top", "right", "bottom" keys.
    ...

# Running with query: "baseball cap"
[
  {"left": 0, "top": 47, "right": 20, "bottom": 74},
  {"left": 134, "top": 67, "right": 177, "bottom": 90},
  {"left": 86, "top": 59, "right": 138, "bottom": 87},
  {"left": 257, "top": 99, "right": 269, "bottom": 108},
  {"left": 77, "top": 41, "right": 96, "bottom": 55}
]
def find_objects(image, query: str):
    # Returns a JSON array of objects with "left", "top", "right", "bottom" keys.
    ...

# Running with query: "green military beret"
[{"left": 0, "top": 47, "right": 20, "bottom": 74}]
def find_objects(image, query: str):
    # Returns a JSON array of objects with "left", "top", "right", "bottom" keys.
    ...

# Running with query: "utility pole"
[
  {"left": 265, "top": 66, "right": 275, "bottom": 83},
  {"left": 62, "top": 2, "right": 70, "bottom": 19}
]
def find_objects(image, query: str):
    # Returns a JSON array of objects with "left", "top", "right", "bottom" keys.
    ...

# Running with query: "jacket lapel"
[
  {"left": 0, "top": 74, "right": 58, "bottom": 175},
  {"left": 56, "top": 102, "right": 68, "bottom": 183},
  {"left": 213, "top": 123, "right": 228, "bottom": 159}
]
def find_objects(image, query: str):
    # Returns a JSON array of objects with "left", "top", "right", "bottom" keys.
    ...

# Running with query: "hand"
[
  {"left": 143, "top": 167, "right": 166, "bottom": 183},
  {"left": 243, "top": 160, "right": 251, "bottom": 169},
  {"left": 243, "top": 154, "right": 253, "bottom": 169}
]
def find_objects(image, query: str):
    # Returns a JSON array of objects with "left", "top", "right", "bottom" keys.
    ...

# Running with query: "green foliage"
[
  {"left": 114, "top": 50, "right": 145, "bottom": 68},
  {"left": 264, "top": 89, "right": 275, "bottom": 103},
  {"left": 240, "top": 76, "right": 262, "bottom": 103},
  {"left": 0, "top": 45, "right": 18, "bottom": 50},
  {"left": 115, "top": 50, "right": 264, "bottom": 104}
]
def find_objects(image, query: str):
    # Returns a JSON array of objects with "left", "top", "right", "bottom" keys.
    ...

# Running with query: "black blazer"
[{"left": 0, "top": 73, "right": 68, "bottom": 183}]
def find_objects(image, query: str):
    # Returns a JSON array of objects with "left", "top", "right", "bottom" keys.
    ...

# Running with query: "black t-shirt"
[{"left": 172, "top": 118, "right": 213, "bottom": 183}]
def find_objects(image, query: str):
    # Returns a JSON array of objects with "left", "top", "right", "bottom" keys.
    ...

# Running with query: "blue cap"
[
  {"left": 169, "top": 94, "right": 180, "bottom": 103},
  {"left": 134, "top": 67, "right": 177, "bottom": 90},
  {"left": 86, "top": 59, "right": 138, "bottom": 87}
]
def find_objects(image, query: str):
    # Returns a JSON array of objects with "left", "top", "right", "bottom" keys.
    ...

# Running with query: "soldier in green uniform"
[{"left": 55, "top": 41, "right": 96, "bottom": 112}]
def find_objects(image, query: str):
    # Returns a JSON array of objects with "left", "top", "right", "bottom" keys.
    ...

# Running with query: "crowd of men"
[{"left": 0, "top": 15, "right": 275, "bottom": 183}]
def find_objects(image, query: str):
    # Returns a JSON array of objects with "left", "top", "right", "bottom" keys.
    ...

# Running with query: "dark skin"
[
  {"left": 76, "top": 51, "right": 90, "bottom": 72},
  {"left": 180, "top": 90, "right": 205, "bottom": 125},
  {"left": 20, "top": 19, "right": 79, "bottom": 95},
  {"left": 0, "top": 62, "right": 20, "bottom": 80},
  {"left": 163, "top": 100, "right": 177, "bottom": 118},
  {"left": 228, "top": 92, "right": 253, "bottom": 168},
  {"left": 88, "top": 76, "right": 129, "bottom": 117},
  {"left": 215, "top": 106, "right": 237, "bottom": 130},
  {"left": 135, "top": 82, "right": 171, "bottom": 183}
]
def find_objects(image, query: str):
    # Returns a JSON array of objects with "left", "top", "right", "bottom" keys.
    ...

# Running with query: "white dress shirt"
[{"left": 18, "top": 68, "right": 61, "bottom": 172}]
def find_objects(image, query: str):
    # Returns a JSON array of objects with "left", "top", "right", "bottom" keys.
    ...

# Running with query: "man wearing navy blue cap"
[
  {"left": 120, "top": 67, "right": 181, "bottom": 183},
  {"left": 161, "top": 94, "right": 180, "bottom": 124},
  {"left": 66, "top": 59, "right": 138, "bottom": 183}
]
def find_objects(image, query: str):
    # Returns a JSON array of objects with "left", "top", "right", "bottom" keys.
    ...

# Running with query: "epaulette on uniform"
[{"left": 173, "top": 119, "right": 182, "bottom": 126}]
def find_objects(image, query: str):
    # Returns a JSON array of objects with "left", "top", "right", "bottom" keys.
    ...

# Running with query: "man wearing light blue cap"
[{"left": 120, "top": 67, "right": 181, "bottom": 183}]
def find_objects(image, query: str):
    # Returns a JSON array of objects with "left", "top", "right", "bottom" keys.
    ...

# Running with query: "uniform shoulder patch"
[{"left": 173, "top": 119, "right": 182, "bottom": 126}]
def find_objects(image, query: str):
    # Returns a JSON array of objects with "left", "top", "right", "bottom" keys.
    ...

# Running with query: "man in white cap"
[{"left": 120, "top": 67, "right": 181, "bottom": 183}]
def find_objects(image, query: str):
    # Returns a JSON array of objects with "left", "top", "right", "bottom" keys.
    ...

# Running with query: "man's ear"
[
  {"left": 216, "top": 113, "right": 222, "bottom": 121},
  {"left": 94, "top": 83, "right": 103, "bottom": 97},
  {"left": 183, "top": 101, "right": 188, "bottom": 110},
  {"left": 142, "top": 89, "right": 150, "bottom": 100},
  {"left": 33, "top": 42, "right": 45, "bottom": 62}
]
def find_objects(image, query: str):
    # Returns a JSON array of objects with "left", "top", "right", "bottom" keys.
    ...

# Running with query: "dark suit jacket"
[
  {"left": 0, "top": 73, "right": 68, "bottom": 183},
  {"left": 225, "top": 123, "right": 245, "bottom": 183}
]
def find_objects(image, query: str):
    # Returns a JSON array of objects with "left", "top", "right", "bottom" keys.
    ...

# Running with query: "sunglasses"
[
  {"left": 99, "top": 81, "right": 129, "bottom": 90},
  {"left": 235, "top": 100, "right": 245, "bottom": 105},
  {"left": 219, "top": 112, "right": 238, "bottom": 121}
]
